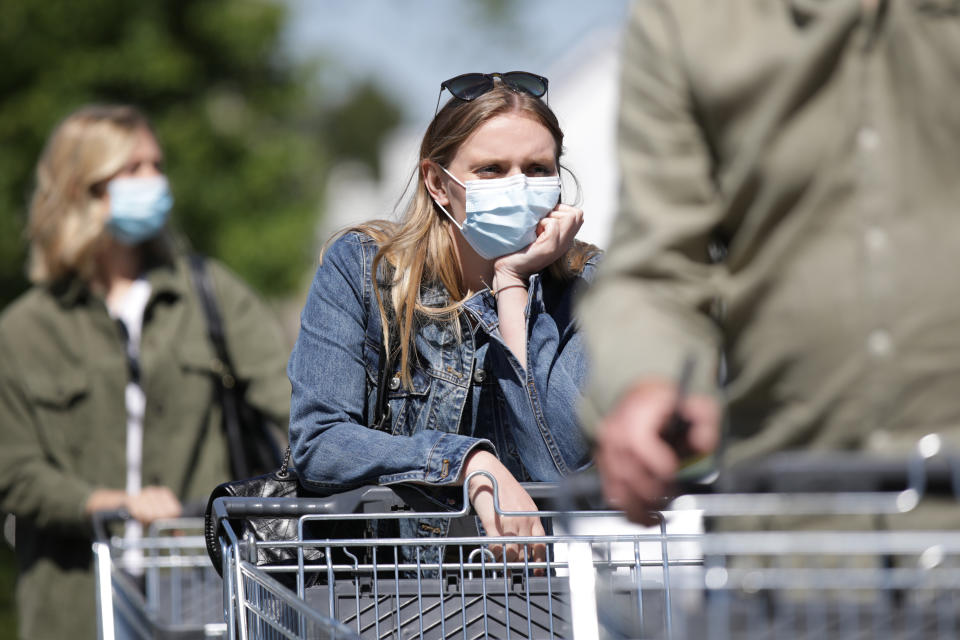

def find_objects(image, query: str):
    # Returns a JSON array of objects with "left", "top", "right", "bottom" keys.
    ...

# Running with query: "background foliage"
[
  {"left": 0, "top": 1, "right": 402, "bottom": 636},
  {"left": 0, "top": 0, "right": 401, "bottom": 307}
]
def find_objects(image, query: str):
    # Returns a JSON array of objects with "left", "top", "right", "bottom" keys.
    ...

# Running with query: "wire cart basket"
[
  {"left": 209, "top": 434, "right": 960, "bottom": 639},
  {"left": 94, "top": 515, "right": 227, "bottom": 639}
]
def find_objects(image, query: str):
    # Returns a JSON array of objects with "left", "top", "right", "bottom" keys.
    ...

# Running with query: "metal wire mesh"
[
  {"left": 214, "top": 450, "right": 960, "bottom": 640},
  {"left": 95, "top": 517, "right": 227, "bottom": 639}
]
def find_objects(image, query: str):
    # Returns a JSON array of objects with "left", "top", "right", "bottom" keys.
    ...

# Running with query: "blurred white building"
[{"left": 319, "top": 25, "right": 623, "bottom": 251}]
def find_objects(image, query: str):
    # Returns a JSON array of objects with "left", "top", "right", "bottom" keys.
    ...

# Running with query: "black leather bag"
[
  {"left": 204, "top": 463, "right": 464, "bottom": 588},
  {"left": 203, "top": 452, "right": 370, "bottom": 588}
]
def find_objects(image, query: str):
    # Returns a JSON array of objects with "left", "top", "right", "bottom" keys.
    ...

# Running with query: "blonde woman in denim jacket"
[{"left": 288, "top": 74, "right": 598, "bottom": 562}]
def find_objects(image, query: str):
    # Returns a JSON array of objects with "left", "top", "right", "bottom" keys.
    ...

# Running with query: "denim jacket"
[{"left": 288, "top": 232, "right": 594, "bottom": 504}]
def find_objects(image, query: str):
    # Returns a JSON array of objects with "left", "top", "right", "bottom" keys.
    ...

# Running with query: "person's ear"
[{"left": 421, "top": 160, "right": 450, "bottom": 206}]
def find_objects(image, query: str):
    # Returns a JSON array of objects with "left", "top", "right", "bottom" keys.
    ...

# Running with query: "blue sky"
[{"left": 282, "top": 0, "right": 631, "bottom": 125}]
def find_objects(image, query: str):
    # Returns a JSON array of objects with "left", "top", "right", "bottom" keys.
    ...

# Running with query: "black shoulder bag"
[{"left": 188, "top": 254, "right": 283, "bottom": 479}]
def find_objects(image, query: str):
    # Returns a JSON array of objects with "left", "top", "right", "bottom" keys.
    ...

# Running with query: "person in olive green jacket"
[
  {"left": 582, "top": 0, "right": 960, "bottom": 522},
  {"left": 0, "top": 105, "right": 292, "bottom": 639}
]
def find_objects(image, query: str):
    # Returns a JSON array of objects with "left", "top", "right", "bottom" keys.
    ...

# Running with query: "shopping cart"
[
  {"left": 659, "top": 434, "right": 960, "bottom": 640},
  {"left": 208, "top": 434, "right": 960, "bottom": 639},
  {"left": 94, "top": 512, "right": 227, "bottom": 639},
  {"left": 208, "top": 475, "right": 701, "bottom": 640}
]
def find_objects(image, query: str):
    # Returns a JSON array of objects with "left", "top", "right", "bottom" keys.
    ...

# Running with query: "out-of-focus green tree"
[
  {"left": 0, "top": 0, "right": 401, "bottom": 307},
  {"left": 472, "top": 0, "right": 520, "bottom": 25},
  {"left": 323, "top": 80, "right": 403, "bottom": 181}
]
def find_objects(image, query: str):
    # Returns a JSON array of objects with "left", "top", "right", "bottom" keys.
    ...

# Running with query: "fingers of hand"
[
  {"left": 602, "top": 393, "right": 679, "bottom": 479},
  {"left": 127, "top": 486, "right": 182, "bottom": 525},
  {"left": 527, "top": 521, "right": 547, "bottom": 573},
  {"left": 468, "top": 463, "right": 548, "bottom": 567},
  {"left": 488, "top": 542, "right": 527, "bottom": 565},
  {"left": 626, "top": 501, "right": 665, "bottom": 527},
  {"left": 529, "top": 541, "right": 547, "bottom": 570},
  {"left": 597, "top": 383, "right": 721, "bottom": 525},
  {"left": 457, "top": 471, "right": 546, "bottom": 570},
  {"left": 526, "top": 218, "right": 566, "bottom": 269},
  {"left": 548, "top": 205, "right": 584, "bottom": 242},
  {"left": 599, "top": 459, "right": 667, "bottom": 524},
  {"left": 597, "top": 384, "right": 683, "bottom": 521},
  {"left": 489, "top": 515, "right": 544, "bottom": 565},
  {"left": 534, "top": 217, "right": 560, "bottom": 250},
  {"left": 684, "top": 396, "right": 722, "bottom": 454},
  {"left": 497, "top": 514, "right": 543, "bottom": 537},
  {"left": 598, "top": 451, "right": 668, "bottom": 525}
]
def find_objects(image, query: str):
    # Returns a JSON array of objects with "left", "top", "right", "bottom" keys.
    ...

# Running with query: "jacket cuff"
[
  {"left": 425, "top": 435, "right": 496, "bottom": 485},
  {"left": 53, "top": 482, "right": 97, "bottom": 531}
]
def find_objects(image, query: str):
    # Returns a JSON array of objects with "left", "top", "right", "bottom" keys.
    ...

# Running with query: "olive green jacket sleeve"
[
  {"left": 0, "top": 333, "right": 97, "bottom": 531},
  {"left": 580, "top": 0, "right": 725, "bottom": 431}
]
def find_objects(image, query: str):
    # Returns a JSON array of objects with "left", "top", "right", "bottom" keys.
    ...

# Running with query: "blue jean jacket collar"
[{"left": 459, "top": 273, "right": 543, "bottom": 334}]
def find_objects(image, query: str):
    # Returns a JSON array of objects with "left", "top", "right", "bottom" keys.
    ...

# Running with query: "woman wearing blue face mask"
[
  {"left": 0, "top": 105, "right": 291, "bottom": 639},
  {"left": 288, "top": 73, "right": 600, "bottom": 561}
]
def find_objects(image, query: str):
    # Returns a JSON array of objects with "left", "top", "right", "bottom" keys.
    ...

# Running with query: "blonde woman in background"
[{"left": 0, "top": 105, "right": 291, "bottom": 639}]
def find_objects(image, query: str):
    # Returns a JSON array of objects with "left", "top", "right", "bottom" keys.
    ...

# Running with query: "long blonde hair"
[
  {"left": 337, "top": 84, "right": 599, "bottom": 388},
  {"left": 27, "top": 104, "right": 157, "bottom": 284}
]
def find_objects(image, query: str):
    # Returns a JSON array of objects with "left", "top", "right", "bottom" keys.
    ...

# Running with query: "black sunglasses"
[{"left": 435, "top": 71, "right": 549, "bottom": 113}]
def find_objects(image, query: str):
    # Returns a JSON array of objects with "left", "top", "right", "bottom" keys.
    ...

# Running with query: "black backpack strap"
[{"left": 187, "top": 254, "right": 250, "bottom": 478}]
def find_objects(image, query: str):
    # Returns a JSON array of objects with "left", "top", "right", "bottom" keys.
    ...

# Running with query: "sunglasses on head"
[{"left": 435, "top": 71, "right": 549, "bottom": 113}]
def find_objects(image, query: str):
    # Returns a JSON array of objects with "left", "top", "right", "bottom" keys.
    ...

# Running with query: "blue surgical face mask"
[
  {"left": 434, "top": 167, "right": 561, "bottom": 260},
  {"left": 106, "top": 176, "right": 173, "bottom": 245}
]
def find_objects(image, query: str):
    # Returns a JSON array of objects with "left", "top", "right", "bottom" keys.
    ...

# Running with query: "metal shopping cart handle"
[
  {"left": 670, "top": 435, "right": 960, "bottom": 516},
  {"left": 208, "top": 444, "right": 960, "bottom": 522},
  {"left": 553, "top": 435, "right": 960, "bottom": 519},
  {"left": 715, "top": 451, "right": 958, "bottom": 495},
  {"left": 92, "top": 501, "right": 208, "bottom": 542},
  {"left": 209, "top": 480, "right": 564, "bottom": 521},
  {"left": 205, "top": 476, "right": 570, "bottom": 584},
  {"left": 704, "top": 434, "right": 956, "bottom": 494},
  {"left": 92, "top": 508, "right": 130, "bottom": 543}
]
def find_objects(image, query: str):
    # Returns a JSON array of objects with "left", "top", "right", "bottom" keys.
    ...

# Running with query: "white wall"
[{"left": 549, "top": 26, "right": 622, "bottom": 249}]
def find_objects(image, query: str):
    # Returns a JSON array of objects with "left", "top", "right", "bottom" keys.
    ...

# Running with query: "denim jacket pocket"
[{"left": 385, "top": 366, "right": 431, "bottom": 436}]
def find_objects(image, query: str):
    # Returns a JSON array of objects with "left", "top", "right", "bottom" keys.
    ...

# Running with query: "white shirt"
[{"left": 106, "top": 278, "right": 152, "bottom": 573}]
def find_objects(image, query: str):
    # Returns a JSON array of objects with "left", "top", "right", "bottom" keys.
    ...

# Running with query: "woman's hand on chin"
[{"left": 494, "top": 204, "right": 584, "bottom": 282}]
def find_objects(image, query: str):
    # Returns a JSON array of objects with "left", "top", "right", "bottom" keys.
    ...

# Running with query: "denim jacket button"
[
  {"left": 473, "top": 368, "right": 486, "bottom": 384},
  {"left": 389, "top": 376, "right": 401, "bottom": 390}
]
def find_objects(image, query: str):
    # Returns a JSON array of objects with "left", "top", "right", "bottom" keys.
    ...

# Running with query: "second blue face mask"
[
  {"left": 106, "top": 175, "right": 174, "bottom": 245},
  {"left": 436, "top": 168, "right": 561, "bottom": 260}
]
